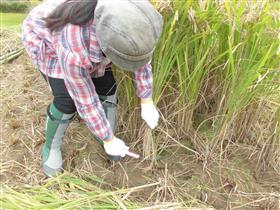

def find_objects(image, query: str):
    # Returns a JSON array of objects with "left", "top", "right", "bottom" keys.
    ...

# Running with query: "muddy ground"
[{"left": 1, "top": 54, "right": 279, "bottom": 209}]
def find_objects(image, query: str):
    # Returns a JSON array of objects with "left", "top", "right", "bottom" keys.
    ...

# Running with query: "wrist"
[
  {"left": 103, "top": 136, "right": 115, "bottom": 144},
  {"left": 141, "top": 98, "right": 153, "bottom": 105}
]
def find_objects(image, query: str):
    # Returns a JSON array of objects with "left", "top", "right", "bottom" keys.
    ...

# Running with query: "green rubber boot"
[
  {"left": 99, "top": 94, "right": 117, "bottom": 132},
  {"left": 42, "top": 103, "right": 75, "bottom": 177}
]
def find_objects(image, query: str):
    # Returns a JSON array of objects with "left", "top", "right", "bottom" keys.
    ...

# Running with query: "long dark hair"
[{"left": 44, "top": 0, "right": 98, "bottom": 32}]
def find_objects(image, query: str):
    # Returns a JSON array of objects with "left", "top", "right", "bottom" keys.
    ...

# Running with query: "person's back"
[
  {"left": 23, "top": 0, "right": 66, "bottom": 44},
  {"left": 22, "top": 0, "right": 68, "bottom": 77}
]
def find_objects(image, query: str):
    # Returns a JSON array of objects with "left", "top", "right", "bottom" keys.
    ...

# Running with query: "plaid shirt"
[{"left": 22, "top": 0, "right": 153, "bottom": 141}]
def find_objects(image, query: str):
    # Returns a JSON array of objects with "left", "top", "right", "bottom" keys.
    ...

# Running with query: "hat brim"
[{"left": 104, "top": 49, "right": 152, "bottom": 72}]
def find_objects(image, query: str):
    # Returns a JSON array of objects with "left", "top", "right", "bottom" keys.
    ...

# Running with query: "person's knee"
[{"left": 53, "top": 97, "right": 76, "bottom": 114}]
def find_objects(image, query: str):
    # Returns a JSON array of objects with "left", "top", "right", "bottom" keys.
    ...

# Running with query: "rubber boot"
[
  {"left": 99, "top": 94, "right": 122, "bottom": 161},
  {"left": 99, "top": 94, "right": 117, "bottom": 132},
  {"left": 42, "top": 103, "right": 75, "bottom": 177}
]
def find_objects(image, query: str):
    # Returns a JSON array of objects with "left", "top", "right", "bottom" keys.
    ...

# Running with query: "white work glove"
[
  {"left": 141, "top": 98, "right": 160, "bottom": 129},
  {"left": 103, "top": 137, "right": 129, "bottom": 157}
]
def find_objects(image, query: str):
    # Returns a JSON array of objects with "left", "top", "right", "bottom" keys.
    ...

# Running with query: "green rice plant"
[
  {"left": 149, "top": 1, "right": 235, "bottom": 153},
  {"left": 118, "top": 0, "right": 279, "bottom": 157},
  {"left": 209, "top": 0, "right": 280, "bottom": 147}
]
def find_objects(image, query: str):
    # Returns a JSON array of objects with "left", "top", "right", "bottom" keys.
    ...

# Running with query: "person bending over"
[{"left": 22, "top": 0, "right": 163, "bottom": 177}]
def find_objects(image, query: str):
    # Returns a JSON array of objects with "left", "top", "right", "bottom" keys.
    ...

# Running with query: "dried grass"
[{"left": 0, "top": 27, "right": 22, "bottom": 56}]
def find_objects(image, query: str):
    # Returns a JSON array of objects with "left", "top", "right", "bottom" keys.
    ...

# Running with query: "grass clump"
[
  {"left": 1, "top": 173, "right": 140, "bottom": 210},
  {"left": 1, "top": 172, "right": 187, "bottom": 209}
]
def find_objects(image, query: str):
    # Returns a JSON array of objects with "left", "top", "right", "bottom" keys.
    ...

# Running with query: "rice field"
[{"left": 1, "top": 0, "right": 279, "bottom": 209}]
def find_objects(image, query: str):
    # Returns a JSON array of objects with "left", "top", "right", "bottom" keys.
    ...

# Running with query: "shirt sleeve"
[
  {"left": 133, "top": 62, "right": 153, "bottom": 99},
  {"left": 54, "top": 24, "right": 113, "bottom": 141}
]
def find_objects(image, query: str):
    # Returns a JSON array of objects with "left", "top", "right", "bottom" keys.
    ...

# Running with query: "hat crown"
[{"left": 95, "top": 0, "right": 163, "bottom": 70}]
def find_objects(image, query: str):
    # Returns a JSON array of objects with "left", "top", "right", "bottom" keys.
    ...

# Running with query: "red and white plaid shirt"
[{"left": 22, "top": 0, "right": 153, "bottom": 141}]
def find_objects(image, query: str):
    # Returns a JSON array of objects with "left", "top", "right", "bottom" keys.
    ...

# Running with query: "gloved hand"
[
  {"left": 141, "top": 98, "right": 160, "bottom": 129},
  {"left": 103, "top": 137, "right": 129, "bottom": 157}
]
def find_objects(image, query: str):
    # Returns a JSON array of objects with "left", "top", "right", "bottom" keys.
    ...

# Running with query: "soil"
[{"left": 1, "top": 54, "right": 279, "bottom": 209}]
